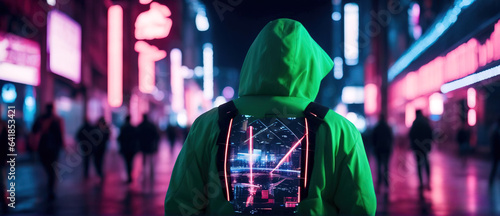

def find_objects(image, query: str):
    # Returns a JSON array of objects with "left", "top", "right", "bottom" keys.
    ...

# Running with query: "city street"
[{"left": 2, "top": 138, "right": 500, "bottom": 216}]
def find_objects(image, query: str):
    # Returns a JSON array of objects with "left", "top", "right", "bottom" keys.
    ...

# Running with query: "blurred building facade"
[{"left": 376, "top": 0, "right": 500, "bottom": 152}]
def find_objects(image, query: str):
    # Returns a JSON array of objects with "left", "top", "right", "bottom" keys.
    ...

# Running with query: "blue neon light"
[
  {"left": 388, "top": 0, "right": 476, "bottom": 81},
  {"left": 2, "top": 83, "right": 17, "bottom": 103}
]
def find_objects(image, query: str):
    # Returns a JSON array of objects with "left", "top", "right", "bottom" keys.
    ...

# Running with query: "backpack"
[{"left": 216, "top": 101, "right": 329, "bottom": 214}]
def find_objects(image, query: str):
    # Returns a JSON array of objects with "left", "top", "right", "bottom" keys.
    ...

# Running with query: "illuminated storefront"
[
  {"left": 388, "top": 18, "right": 500, "bottom": 148},
  {"left": 0, "top": 32, "right": 40, "bottom": 152}
]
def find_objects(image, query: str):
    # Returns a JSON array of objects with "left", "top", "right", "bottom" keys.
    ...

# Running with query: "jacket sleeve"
[
  {"left": 334, "top": 128, "right": 377, "bottom": 215},
  {"left": 164, "top": 110, "right": 218, "bottom": 216}
]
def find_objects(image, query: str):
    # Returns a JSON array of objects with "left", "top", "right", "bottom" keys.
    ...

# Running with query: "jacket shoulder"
[{"left": 322, "top": 110, "right": 363, "bottom": 153}]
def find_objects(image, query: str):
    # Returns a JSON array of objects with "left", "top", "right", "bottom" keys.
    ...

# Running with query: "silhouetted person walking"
[
  {"left": 137, "top": 114, "right": 159, "bottom": 178},
  {"left": 94, "top": 117, "right": 110, "bottom": 180},
  {"left": 118, "top": 116, "right": 138, "bottom": 183},
  {"left": 489, "top": 117, "right": 500, "bottom": 185},
  {"left": 409, "top": 110, "right": 433, "bottom": 190},
  {"left": 32, "top": 104, "right": 65, "bottom": 200},
  {"left": 76, "top": 119, "right": 95, "bottom": 179},
  {"left": 372, "top": 114, "right": 393, "bottom": 188},
  {"left": 166, "top": 123, "right": 177, "bottom": 149}
]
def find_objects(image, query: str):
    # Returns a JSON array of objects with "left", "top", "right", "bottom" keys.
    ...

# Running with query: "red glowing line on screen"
[
  {"left": 224, "top": 118, "right": 233, "bottom": 201},
  {"left": 107, "top": 5, "right": 123, "bottom": 107},
  {"left": 304, "top": 119, "right": 309, "bottom": 188},
  {"left": 249, "top": 126, "right": 253, "bottom": 185},
  {"left": 270, "top": 135, "right": 305, "bottom": 174}
]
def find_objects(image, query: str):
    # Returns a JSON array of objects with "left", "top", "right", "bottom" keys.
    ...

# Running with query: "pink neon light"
[
  {"left": 135, "top": 41, "right": 167, "bottom": 93},
  {"left": 170, "top": 49, "right": 184, "bottom": 112},
  {"left": 135, "top": 2, "right": 172, "bottom": 40},
  {"left": 391, "top": 19, "right": 500, "bottom": 101},
  {"left": 270, "top": 136, "right": 306, "bottom": 174},
  {"left": 304, "top": 119, "right": 309, "bottom": 188},
  {"left": 108, "top": 5, "right": 123, "bottom": 107},
  {"left": 467, "top": 88, "right": 476, "bottom": 108},
  {"left": 468, "top": 109, "right": 476, "bottom": 126},
  {"left": 364, "top": 83, "right": 378, "bottom": 114},
  {"left": 249, "top": 126, "right": 254, "bottom": 185},
  {"left": 224, "top": 118, "right": 233, "bottom": 201},
  {"left": 139, "top": 0, "right": 153, "bottom": 4},
  {"left": 47, "top": 10, "right": 82, "bottom": 83},
  {"left": 405, "top": 103, "right": 415, "bottom": 128},
  {"left": 429, "top": 93, "right": 443, "bottom": 115}
]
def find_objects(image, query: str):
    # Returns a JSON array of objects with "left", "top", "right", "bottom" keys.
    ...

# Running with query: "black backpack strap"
[
  {"left": 216, "top": 101, "right": 238, "bottom": 201},
  {"left": 300, "top": 102, "right": 329, "bottom": 200}
]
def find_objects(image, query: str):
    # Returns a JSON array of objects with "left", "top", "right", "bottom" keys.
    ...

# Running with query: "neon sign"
[
  {"left": 108, "top": 5, "right": 123, "bottom": 107},
  {"left": 170, "top": 48, "right": 184, "bottom": 112},
  {"left": 0, "top": 33, "right": 40, "bottom": 86},
  {"left": 135, "top": 41, "right": 166, "bottom": 93},
  {"left": 134, "top": 1, "right": 172, "bottom": 94},
  {"left": 391, "top": 19, "right": 500, "bottom": 101},
  {"left": 203, "top": 43, "right": 213, "bottom": 99},
  {"left": 135, "top": 2, "right": 172, "bottom": 40},
  {"left": 47, "top": 10, "right": 82, "bottom": 83}
]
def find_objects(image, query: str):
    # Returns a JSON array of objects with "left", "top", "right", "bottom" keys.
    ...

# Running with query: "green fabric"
[{"left": 165, "top": 18, "right": 376, "bottom": 215}]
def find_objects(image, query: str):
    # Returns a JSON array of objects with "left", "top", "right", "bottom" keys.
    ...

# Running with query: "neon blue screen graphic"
[{"left": 228, "top": 115, "right": 307, "bottom": 214}]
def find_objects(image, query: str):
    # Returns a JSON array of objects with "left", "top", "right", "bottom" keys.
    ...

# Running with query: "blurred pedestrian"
[
  {"left": 0, "top": 107, "right": 8, "bottom": 213},
  {"left": 118, "top": 116, "right": 138, "bottom": 183},
  {"left": 32, "top": 103, "right": 65, "bottom": 200},
  {"left": 456, "top": 122, "right": 471, "bottom": 165},
  {"left": 372, "top": 114, "right": 393, "bottom": 188},
  {"left": 93, "top": 117, "right": 110, "bottom": 180},
  {"left": 409, "top": 110, "right": 433, "bottom": 190},
  {"left": 137, "top": 114, "right": 159, "bottom": 178},
  {"left": 489, "top": 117, "right": 500, "bottom": 185},
  {"left": 166, "top": 123, "right": 177, "bottom": 149},
  {"left": 76, "top": 118, "right": 95, "bottom": 179}
]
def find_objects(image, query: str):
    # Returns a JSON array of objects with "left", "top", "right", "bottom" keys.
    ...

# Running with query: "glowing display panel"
[{"left": 228, "top": 115, "right": 306, "bottom": 214}]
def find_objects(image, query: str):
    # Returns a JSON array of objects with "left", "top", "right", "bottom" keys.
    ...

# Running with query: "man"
[
  {"left": 372, "top": 114, "right": 393, "bottom": 188},
  {"left": 165, "top": 19, "right": 376, "bottom": 215},
  {"left": 76, "top": 118, "right": 95, "bottom": 179},
  {"left": 33, "top": 103, "right": 65, "bottom": 200},
  {"left": 137, "top": 114, "right": 159, "bottom": 179},
  {"left": 409, "top": 110, "right": 433, "bottom": 190},
  {"left": 118, "top": 115, "right": 138, "bottom": 183}
]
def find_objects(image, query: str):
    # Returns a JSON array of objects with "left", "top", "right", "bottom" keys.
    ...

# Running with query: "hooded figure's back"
[{"left": 165, "top": 19, "right": 376, "bottom": 216}]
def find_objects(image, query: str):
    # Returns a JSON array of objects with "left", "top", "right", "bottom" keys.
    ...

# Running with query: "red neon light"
[
  {"left": 108, "top": 5, "right": 123, "bottom": 107},
  {"left": 135, "top": 2, "right": 172, "bottom": 40},
  {"left": 135, "top": 41, "right": 167, "bottom": 93},
  {"left": 249, "top": 126, "right": 253, "bottom": 185},
  {"left": 270, "top": 136, "right": 306, "bottom": 174},
  {"left": 304, "top": 119, "right": 309, "bottom": 188},
  {"left": 467, "top": 88, "right": 476, "bottom": 108},
  {"left": 224, "top": 118, "right": 233, "bottom": 201},
  {"left": 468, "top": 109, "right": 476, "bottom": 126}
]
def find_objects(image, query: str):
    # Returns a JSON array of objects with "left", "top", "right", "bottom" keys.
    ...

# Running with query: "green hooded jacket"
[{"left": 165, "top": 18, "right": 376, "bottom": 215}]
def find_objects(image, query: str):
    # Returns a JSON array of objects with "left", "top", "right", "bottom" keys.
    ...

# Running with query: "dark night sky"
[{"left": 202, "top": 0, "right": 334, "bottom": 70}]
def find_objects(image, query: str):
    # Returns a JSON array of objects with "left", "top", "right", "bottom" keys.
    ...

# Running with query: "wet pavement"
[
  {"left": 2, "top": 138, "right": 500, "bottom": 215},
  {"left": 371, "top": 145, "right": 500, "bottom": 216}
]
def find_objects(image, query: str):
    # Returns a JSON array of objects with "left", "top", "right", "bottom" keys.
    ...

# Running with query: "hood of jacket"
[{"left": 238, "top": 18, "right": 334, "bottom": 101}]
